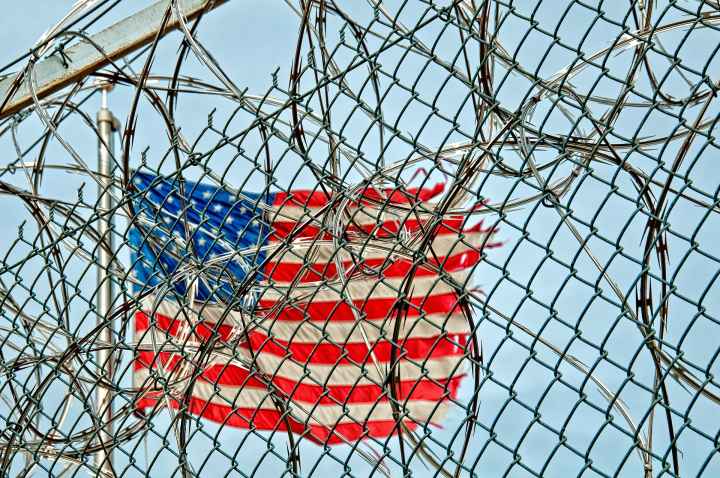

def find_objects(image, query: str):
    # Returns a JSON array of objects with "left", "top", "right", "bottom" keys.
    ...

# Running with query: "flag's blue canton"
[{"left": 128, "top": 172, "right": 273, "bottom": 303}]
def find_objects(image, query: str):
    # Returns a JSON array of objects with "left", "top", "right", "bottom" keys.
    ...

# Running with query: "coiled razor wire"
[{"left": 0, "top": 0, "right": 719, "bottom": 476}]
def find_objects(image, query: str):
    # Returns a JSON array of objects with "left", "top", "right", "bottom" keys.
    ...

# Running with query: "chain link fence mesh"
[{"left": 0, "top": 0, "right": 719, "bottom": 476}]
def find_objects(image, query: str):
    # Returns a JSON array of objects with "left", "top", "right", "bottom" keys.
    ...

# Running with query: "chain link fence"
[{"left": 0, "top": 0, "right": 719, "bottom": 476}]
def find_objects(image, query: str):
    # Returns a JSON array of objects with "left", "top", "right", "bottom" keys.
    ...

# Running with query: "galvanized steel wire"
[{"left": 0, "top": 0, "right": 719, "bottom": 476}]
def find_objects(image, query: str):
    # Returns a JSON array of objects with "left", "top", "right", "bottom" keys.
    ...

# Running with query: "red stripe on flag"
[
  {"left": 134, "top": 355, "right": 464, "bottom": 405},
  {"left": 268, "top": 216, "right": 494, "bottom": 241},
  {"left": 242, "top": 331, "right": 468, "bottom": 364},
  {"left": 263, "top": 250, "right": 486, "bottom": 283},
  {"left": 135, "top": 312, "right": 469, "bottom": 365},
  {"left": 135, "top": 396, "right": 419, "bottom": 444},
  {"left": 271, "top": 183, "right": 445, "bottom": 208},
  {"left": 257, "top": 292, "right": 465, "bottom": 322}
]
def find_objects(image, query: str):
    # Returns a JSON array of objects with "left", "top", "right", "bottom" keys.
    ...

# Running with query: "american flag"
[{"left": 129, "top": 171, "right": 499, "bottom": 445}]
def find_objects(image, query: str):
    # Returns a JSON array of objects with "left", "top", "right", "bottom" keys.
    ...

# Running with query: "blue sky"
[{"left": 0, "top": 1, "right": 719, "bottom": 477}]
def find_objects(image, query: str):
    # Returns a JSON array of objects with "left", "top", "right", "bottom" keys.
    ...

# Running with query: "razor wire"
[{"left": 0, "top": 0, "right": 719, "bottom": 476}]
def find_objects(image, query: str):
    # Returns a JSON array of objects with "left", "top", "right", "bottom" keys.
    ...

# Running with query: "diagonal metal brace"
[{"left": 0, "top": 0, "right": 228, "bottom": 119}]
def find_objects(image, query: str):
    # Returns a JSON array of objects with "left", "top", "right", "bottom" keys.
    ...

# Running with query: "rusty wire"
[{"left": 0, "top": 0, "right": 719, "bottom": 476}]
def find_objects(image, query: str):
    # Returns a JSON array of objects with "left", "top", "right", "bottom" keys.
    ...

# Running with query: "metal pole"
[{"left": 96, "top": 84, "right": 117, "bottom": 476}]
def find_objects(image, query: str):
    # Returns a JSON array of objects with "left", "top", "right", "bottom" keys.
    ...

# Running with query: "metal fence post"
[{"left": 95, "top": 84, "right": 117, "bottom": 476}]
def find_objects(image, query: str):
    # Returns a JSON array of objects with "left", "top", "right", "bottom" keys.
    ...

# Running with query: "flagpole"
[{"left": 95, "top": 83, "right": 118, "bottom": 476}]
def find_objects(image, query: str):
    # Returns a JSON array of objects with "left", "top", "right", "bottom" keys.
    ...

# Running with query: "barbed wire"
[{"left": 0, "top": 0, "right": 719, "bottom": 476}]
